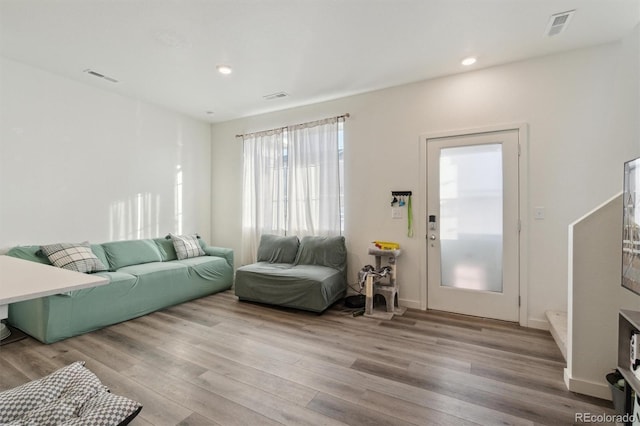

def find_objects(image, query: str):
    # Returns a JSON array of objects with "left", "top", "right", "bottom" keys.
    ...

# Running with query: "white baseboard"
[
  {"left": 399, "top": 298, "right": 421, "bottom": 310},
  {"left": 394, "top": 305, "right": 558, "bottom": 329},
  {"left": 564, "top": 368, "right": 611, "bottom": 400},
  {"left": 527, "top": 317, "right": 550, "bottom": 331}
]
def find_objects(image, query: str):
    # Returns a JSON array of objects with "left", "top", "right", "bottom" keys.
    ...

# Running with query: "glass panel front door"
[
  {"left": 426, "top": 129, "right": 520, "bottom": 322},
  {"left": 439, "top": 144, "right": 503, "bottom": 292}
]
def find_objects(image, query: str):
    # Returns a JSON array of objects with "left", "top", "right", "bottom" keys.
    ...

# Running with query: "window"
[{"left": 241, "top": 117, "right": 345, "bottom": 264}]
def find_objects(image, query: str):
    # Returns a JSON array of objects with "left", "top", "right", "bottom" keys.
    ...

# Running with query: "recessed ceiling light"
[
  {"left": 216, "top": 65, "right": 232, "bottom": 75},
  {"left": 461, "top": 57, "right": 477, "bottom": 66}
]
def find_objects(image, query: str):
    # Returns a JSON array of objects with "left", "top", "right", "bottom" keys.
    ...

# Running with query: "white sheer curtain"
[
  {"left": 287, "top": 117, "right": 341, "bottom": 237},
  {"left": 241, "top": 117, "right": 343, "bottom": 264},
  {"left": 241, "top": 129, "right": 286, "bottom": 265}
]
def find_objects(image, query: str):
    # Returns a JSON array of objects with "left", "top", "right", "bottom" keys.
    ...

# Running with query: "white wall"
[
  {"left": 564, "top": 23, "right": 640, "bottom": 401},
  {"left": 211, "top": 36, "right": 639, "bottom": 327},
  {"left": 0, "top": 57, "right": 212, "bottom": 248},
  {"left": 566, "top": 194, "right": 631, "bottom": 399}
]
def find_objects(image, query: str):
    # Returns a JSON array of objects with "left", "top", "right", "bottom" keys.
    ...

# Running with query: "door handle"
[{"left": 429, "top": 234, "right": 437, "bottom": 240}]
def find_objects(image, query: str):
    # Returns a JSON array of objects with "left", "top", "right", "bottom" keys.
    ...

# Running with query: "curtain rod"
[{"left": 235, "top": 113, "right": 350, "bottom": 138}]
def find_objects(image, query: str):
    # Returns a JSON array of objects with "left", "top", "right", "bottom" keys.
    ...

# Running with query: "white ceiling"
[{"left": 1, "top": 0, "right": 639, "bottom": 123}]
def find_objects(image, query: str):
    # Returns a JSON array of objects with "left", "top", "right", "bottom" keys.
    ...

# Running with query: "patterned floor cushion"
[{"left": 0, "top": 361, "right": 142, "bottom": 426}]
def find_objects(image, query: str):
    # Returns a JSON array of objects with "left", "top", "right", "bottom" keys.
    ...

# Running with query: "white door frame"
[{"left": 418, "top": 123, "right": 529, "bottom": 326}]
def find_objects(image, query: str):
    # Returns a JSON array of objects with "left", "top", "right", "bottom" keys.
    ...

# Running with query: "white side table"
[{"left": 0, "top": 255, "right": 109, "bottom": 343}]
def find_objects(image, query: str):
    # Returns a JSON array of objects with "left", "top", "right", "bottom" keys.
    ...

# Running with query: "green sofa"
[
  {"left": 234, "top": 235, "right": 347, "bottom": 312},
  {"left": 6, "top": 237, "right": 233, "bottom": 343}
]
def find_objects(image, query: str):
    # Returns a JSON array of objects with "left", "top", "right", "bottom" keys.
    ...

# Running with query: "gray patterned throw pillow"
[
  {"left": 169, "top": 233, "right": 205, "bottom": 260},
  {"left": 40, "top": 242, "right": 107, "bottom": 273}
]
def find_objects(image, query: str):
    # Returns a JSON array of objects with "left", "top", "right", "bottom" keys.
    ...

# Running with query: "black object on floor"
[{"left": 345, "top": 294, "right": 365, "bottom": 308}]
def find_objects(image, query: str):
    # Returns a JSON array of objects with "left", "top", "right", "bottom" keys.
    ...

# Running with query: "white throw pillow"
[
  {"left": 40, "top": 242, "right": 107, "bottom": 273},
  {"left": 169, "top": 234, "right": 205, "bottom": 260}
]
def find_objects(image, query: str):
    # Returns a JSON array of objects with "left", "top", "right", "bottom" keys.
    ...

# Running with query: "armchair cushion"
[
  {"left": 294, "top": 236, "right": 347, "bottom": 275},
  {"left": 256, "top": 234, "right": 299, "bottom": 264}
]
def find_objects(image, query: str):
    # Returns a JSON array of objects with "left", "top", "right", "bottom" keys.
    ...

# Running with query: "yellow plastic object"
[{"left": 372, "top": 241, "right": 400, "bottom": 250}]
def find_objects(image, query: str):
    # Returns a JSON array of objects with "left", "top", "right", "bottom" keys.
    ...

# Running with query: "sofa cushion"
[
  {"left": 6, "top": 246, "right": 54, "bottom": 265},
  {"left": 89, "top": 245, "right": 110, "bottom": 272},
  {"left": 294, "top": 236, "right": 347, "bottom": 273},
  {"left": 40, "top": 242, "right": 107, "bottom": 274},
  {"left": 235, "top": 263, "right": 345, "bottom": 312},
  {"left": 173, "top": 256, "right": 230, "bottom": 281},
  {"left": 101, "top": 239, "right": 162, "bottom": 270},
  {"left": 65, "top": 271, "right": 136, "bottom": 295},
  {"left": 117, "top": 262, "right": 190, "bottom": 286},
  {"left": 153, "top": 238, "right": 178, "bottom": 261},
  {"left": 7, "top": 245, "right": 106, "bottom": 272},
  {"left": 169, "top": 234, "right": 205, "bottom": 260},
  {"left": 257, "top": 234, "right": 299, "bottom": 264}
]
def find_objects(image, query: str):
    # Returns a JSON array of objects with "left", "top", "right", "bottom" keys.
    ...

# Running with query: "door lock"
[
  {"left": 430, "top": 234, "right": 437, "bottom": 240},
  {"left": 429, "top": 215, "right": 437, "bottom": 230}
]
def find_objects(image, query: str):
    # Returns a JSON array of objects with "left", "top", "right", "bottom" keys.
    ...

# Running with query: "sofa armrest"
[{"left": 203, "top": 246, "right": 234, "bottom": 269}]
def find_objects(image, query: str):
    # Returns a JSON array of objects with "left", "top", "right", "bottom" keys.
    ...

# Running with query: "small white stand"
[{"left": 364, "top": 247, "right": 406, "bottom": 320}]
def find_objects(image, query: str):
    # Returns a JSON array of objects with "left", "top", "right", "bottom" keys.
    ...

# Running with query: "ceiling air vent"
[
  {"left": 545, "top": 10, "right": 575, "bottom": 37},
  {"left": 83, "top": 69, "right": 119, "bottom": 83},
  {"left": 263, "top": 91, "right": 288, "bottom": 100}
]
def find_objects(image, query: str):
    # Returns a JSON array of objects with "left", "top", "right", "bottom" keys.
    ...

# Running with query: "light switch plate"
[
  {"left": 534, "top": 207, "right": 545, "bottom": 220},
  {"left": 392, "top": 207, "right": 403, "bottom": 219}
]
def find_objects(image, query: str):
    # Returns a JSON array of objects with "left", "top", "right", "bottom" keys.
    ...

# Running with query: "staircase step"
[{"left": 546, "top": 310, "right": 567, "bottom": 360}]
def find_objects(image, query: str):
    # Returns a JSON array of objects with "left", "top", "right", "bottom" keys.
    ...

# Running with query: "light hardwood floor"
[{"left": 0, "top": 291, "right": 613, "bottom": 425}]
